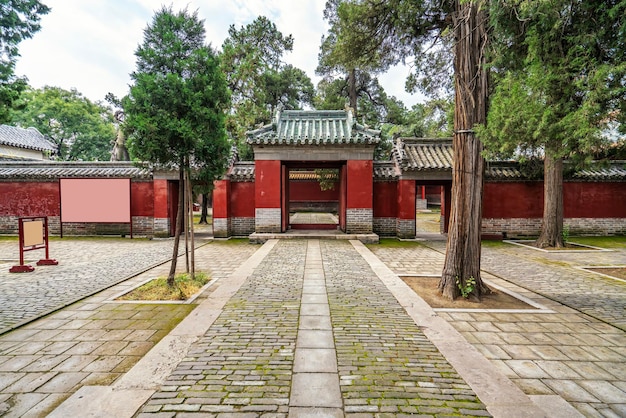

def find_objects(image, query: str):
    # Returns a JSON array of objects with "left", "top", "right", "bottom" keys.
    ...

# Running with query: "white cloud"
[{"left": 14, "top": 0, "right": 423, "bottom": 107}]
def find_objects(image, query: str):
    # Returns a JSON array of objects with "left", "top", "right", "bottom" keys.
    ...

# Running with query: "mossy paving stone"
[{"left": 0, "top": 303, "right": 195, "bottom": 417}]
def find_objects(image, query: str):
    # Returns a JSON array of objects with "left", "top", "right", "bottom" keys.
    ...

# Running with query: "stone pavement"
[
  {"left": 134, "top": 240, "right": 494, "bottom": 417},
  {"left": 0, "top": 238, "right": 180, "bottom": 333},
  {"left": 0, "top": 235, "right": 624, "bottom": 417},
  {"left": 0, "top": 238, "right": 258, "bottom": 417},
  {"left": 371, "top": 239, "right": 626, "bottom": 417}
]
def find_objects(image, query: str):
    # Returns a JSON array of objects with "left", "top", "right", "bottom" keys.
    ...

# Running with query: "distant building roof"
[
  {"left": 392, "top": 137, "right": 626, "bottom": 181},
  {"left": 393, "top": 138, "right": 453, "bottom": 171},
  {"left": 246, "top": 110, "right": 380, "bottom": 146},
  {"left": 0, "top": 125, "right": 56, "bottom": 153},
  {"left": 0, "top": 161, "right": 151, "bottom": 180}
]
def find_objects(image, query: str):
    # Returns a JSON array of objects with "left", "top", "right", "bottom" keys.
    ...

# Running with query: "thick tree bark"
[
  {"left": 348, "top": 68, "right": 357, "bottom": 115},
  {"left": 535, "top": 151, "right": 564, "bottom": 248},
  {"left": 439, "top": 0, "right": 490, "bottom": 300},
  {"left": 186, "top": 169, "right": 195, "bottom": 279},
  {"left": 167, "top": 164, "right": 185, "bottom": 287}
]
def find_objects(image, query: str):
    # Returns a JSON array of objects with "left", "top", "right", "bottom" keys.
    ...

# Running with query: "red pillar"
[
  {"left": 255, "top": 160, "right": 282, "bottom": 232},
  {"left": 345, "top": 160, "right": 373, "bottom": 233},
  {"left": 397, "top": 179, "right": 416, "bottom": 238},
  {"left": 213, "top": 179, "right": 231, "bottom": 238},
  {"left": 153, "top": 179, "right": 170, "bottom": 237}
]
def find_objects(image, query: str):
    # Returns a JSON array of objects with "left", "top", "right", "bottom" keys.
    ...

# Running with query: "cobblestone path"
[
  {"left": 0, "top": 238, "right": 178, "bottom": 333},
  {"left": 138, "top": 240, "right": 489, "bottom": 417}
]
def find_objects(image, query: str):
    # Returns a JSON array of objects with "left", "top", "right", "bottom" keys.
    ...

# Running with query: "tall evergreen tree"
[
  {"left": 0, "top": 0, "right": 50, "bottom": 123},
  {"left": 220, "top": 16, "right": 313, "bottom": 158},
  {"left": 329, "top": 0, "right": 489, "bottom": 299},
  {"left": 123, "top": 6, "right": 230, "bottom": 285},
  {"left": 481, "top": 0, "right": 626, "bottom": 248}
]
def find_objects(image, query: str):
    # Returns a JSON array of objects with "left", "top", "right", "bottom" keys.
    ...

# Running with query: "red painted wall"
[
  {"left": 255, "top": 160, "right": 282, "bottom": 208},
  {"left": 289, "top": 181, "right": 340, "bottom": 202},
  {"left": 397, "top": 180, "right": 416, "bottom": 220},
  {"left": 153, "top": 179, "right": 169, "bottom": 218},
  {"left": 483, "top": 181, "right": 626, "bottom": 219},
  {"left": 131, "top": 181, "right": 154, "bottom": 216},
  {"left": 0, "top": 181, "right": 60, "bottom": 216},
  {"left": 212, "top": 180, "right": 230, "bottom": 218},
  {"left": 564, "top": 182, "right": 626, "bottom": 218},
  {"left": 483, "top": 182, "right": 544, "bottom": 218},
  {"left": 346, "top": 160, "right": 373, "bottom": 209},
  {"left": 231, "top": 182, "right": 255, "bottom": 217},
  {"left": 373, "top": 182, "right": 397, "bottom": 217}
]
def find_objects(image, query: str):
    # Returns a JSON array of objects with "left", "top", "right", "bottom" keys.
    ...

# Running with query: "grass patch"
[
  {"left": 117, "top": 272, "right": 210, "bottom": 301},
  {"left": 568, "top": 236, "right": 626, "bottom": 249},
  {"left": 369, "top": 238, "right": 426, "bottom": 248},
  {"left": 212, "top": 238, "right": 253, "bottom": 245}
]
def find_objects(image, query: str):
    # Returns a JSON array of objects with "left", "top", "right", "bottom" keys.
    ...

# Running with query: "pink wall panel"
[{"left": 60, "top": 178, "right": 131, "bottom": 222}]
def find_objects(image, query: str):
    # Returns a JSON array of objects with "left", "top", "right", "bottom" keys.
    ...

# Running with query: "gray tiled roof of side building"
[
  {"left": 0, "top": 161, "right": 152, "bottom": 179},
  {"left": 0, "top": 125, "right": 56, "bottom": 152}
]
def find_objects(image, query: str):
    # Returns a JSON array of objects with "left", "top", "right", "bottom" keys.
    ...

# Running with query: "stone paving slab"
[
  {"left": 0, "top": 239, "right": 259, "bottom": 417},
  {"left": 135, "top": 240, "right": 491, "bottom": 417},
  {"left": 0, "top": 238, "right": 181, "bottom": 333},
  {"left": 369, "top": 239, "right": 626, "bottom": 418}
]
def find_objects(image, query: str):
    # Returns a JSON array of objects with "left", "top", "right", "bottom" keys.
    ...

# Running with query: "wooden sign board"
[{"left": 23, "top": 219, "right": 44, "bottom": 247}]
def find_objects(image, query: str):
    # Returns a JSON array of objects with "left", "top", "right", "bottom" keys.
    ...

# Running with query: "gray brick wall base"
[
  {"left": 213, "top": 218, "right": 231, "bottom": 238},
  {"left": 397, "top": 219, "right": 416, "bottom": 239},
  {"left": 481, "top": 217, "right": 626, "bottom": 238},
  {"left": 373, "top": 217, "right": 396, "bottom": 237},
  {"left": 153, "top": 218, "right": 170, "bottom": 238},
  {"left": 346, "top": 208, "right": 373, "bottom": 234},
  {"left": 232, "top": 217, "right": 255, "bottom": 236},
  {"left": 255, "top": 208, "right": 282, "bottom": 233}
]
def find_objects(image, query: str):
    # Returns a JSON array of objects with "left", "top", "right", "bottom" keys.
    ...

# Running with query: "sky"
[{"left": 14, "top": 0, "right": 424, "bottom": 109}]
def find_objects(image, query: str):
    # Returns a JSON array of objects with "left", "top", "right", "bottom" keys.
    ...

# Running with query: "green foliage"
[
  {"left": 481, "top": 0, "right": 626, "bottom": 165},
  {"left": 0, "top": 0, "right": 50, "bottom": 123},
  {"left": 313, "top": 168, "right": 339, "bottom": 191},
  {"left": 455, "top": 276, "right": 476, "bottom": 299},
  {"left": 220, "top": 16, "right": 313, "bottom": 157},
  {"left": 10, "top": 86, "right": 116, "bottom": 160},
  {"left": 562, "top": 225, "right": 570, "bottom": 243},
  {"left": 123, "top": 5, "right": 231, "bottom": 180}
]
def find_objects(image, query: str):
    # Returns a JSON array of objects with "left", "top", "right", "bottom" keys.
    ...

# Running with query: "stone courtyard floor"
[{"left": 0, "top": 234, "right": 624, "bottom": 417}]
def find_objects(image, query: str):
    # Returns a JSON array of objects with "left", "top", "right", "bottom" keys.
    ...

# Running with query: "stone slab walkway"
[
  {"left": 132, "top": 240, "right": 494, "bottom": 417},
  {"left": 370, "top": 239, "right": 626, "bottom": 418},
  {"left": 0, "top": 238, "right": 179, "bottom": 333},
  {"left": 1, "top": 235, "right": 624, "bottom": 417},
  {"left": 0, "top": 239, "right": 259, "bottom": 417}
]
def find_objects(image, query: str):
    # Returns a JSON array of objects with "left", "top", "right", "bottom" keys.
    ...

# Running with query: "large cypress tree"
[
  {"left": 481, "top": 0, "right": 626, "bottom": 248},
  {"left": 123, "top": 6, "right": 230, "bottom": 285}
]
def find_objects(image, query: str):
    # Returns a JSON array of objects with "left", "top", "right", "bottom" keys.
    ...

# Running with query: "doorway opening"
[
  {"left": 284, "top": 162, "right": 345, "bottom": 232},
  {"left": 415, "top": 182, "right": 451, "bottom": 234}
]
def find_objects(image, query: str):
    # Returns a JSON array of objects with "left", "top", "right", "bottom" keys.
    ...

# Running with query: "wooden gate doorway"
[
  {"left": 282, "top": 162, "right": 346, "bottom": 232},
  {"left": 415, "top": 181, "right": 452, "bottom": 234}
]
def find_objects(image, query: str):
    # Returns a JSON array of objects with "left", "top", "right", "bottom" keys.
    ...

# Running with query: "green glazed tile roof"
[{"left": 246, "top": 110, "right": 380, "bottom": 146}]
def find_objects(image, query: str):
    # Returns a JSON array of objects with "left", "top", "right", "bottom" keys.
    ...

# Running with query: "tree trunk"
[
  {"left": 439, "top": 0, "right": 490, "bottom": 300},
  {"left": 168, "top": 164, "right": 185, "bottom": 287},
  {"left": 186, "top": 170, "right": 195, "bottom": 280},
  {"left": 535, "top": 150, "right": 564, "bottom": 248},
  {"left": 348, "top": 68, "right": 357, "bottom": 116},
  {"left": 199, "top": 192, "right": 209, "bottom": 224}
]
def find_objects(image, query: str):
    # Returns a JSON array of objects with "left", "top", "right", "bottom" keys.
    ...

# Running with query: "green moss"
[{"left": 369, "top": 238, "right": 427, "bottom": 248}]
